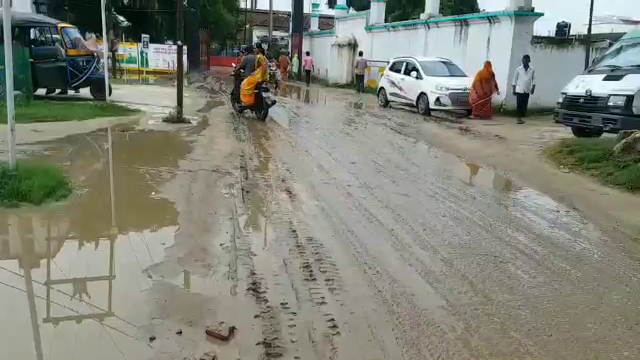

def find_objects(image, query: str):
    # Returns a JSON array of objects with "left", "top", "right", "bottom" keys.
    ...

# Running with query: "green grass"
[
  {"left": 545, "top": 138, "right": 640, "bottom": 192},
  {"left": 0, "top": 100, "right": 138, "bottom": 124},
  {"left": 0, "top": 162, "right": 72, "bottom": 207}
]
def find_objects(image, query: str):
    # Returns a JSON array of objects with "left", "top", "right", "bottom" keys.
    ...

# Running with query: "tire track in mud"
[
  {"left": 229, "top": 112, "right": 351, "bottom": 360},
  {"left": 268, "top": 127, "right": 476, "bottom": 360}
]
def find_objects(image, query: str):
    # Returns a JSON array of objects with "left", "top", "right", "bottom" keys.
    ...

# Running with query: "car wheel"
[
  {"left": 378, "top": 88, "right": 390, "bottom": 108},
  {"left": 417, "top": 93, "right": 430, "bottom": 116},
  {"left": 571, "top": 126, "right": 603, "bottom": 138}
]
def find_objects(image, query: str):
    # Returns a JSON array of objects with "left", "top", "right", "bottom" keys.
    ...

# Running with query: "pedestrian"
[
  {"left": 469, "top": 61, "right": 500, "bottom": 119},
  {"left": 303, "top": 51, "right": 314, "bottom": 87},
  {"left": 278, "top": 51, "right": 290, "bottom": 82},
  {"left": 291, "top": 53, "right": 300, "bottom": 81},
  {"left": 354, "top": 50, "right": 367, "bottom": 93},
  {"left": 511, "top": 54, "right": 535, "bottom": 124}
]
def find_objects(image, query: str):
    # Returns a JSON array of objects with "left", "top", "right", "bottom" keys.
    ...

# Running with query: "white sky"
[
  {"left": 478, "top": 0, "right": 640, "bottom": 35},
  {"left": 244, "top": 0, "right": 640, "bottom": 35}
]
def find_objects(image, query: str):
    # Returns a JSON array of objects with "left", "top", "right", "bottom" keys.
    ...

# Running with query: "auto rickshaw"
[{"left": 1, "top": 11, "right": 112, "bottom": 100}]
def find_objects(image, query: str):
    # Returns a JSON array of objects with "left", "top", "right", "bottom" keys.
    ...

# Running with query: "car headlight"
[
  {"left": 607, "top": 95, "right": 628, "bottom": 107},
  {"left": 558, "top": 93, "right": 566, "bottom": 103},
  {"left": 633, "top": 92, "right": 640, "bottom": 114},
  {"left": 435, "top": 83, "right": 450, "bottom": 92}
]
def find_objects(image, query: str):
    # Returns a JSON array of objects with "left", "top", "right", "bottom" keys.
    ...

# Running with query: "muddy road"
[{"left": 2, "top": 78, "right": 640, "bottom": 360}]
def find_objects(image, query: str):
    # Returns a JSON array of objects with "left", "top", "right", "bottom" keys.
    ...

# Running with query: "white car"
[{"left": 377, "top": 56, "right": 473, "bottom": 116}]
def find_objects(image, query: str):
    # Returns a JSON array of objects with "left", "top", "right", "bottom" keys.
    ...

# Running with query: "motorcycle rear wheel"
[{"left": 256, "top": 109, "right": 269, "bottom": 121}]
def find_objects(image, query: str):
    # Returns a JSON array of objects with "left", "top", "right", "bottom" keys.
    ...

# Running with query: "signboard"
[
  {"left": 116, "top": 42, "right": 188, "bottom": 73},
  {"left": 141, "top": 34, "right": 150, "bottom": 49},
  {"left": 116, "top": 42, "right": 139, "bottom": 69}
]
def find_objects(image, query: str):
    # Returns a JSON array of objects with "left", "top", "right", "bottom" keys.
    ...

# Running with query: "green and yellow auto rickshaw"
[{"left": 1, "top": 11, "right": 112, "bottom": 99}]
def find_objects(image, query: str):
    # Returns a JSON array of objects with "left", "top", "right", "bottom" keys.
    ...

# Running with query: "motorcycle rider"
[{"left": 233, "top": 45, "right": 256, "bottom": 101}]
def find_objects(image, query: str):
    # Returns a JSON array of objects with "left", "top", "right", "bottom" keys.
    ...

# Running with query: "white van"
[{"left": 556, "top": 29, "right": 640, "bottom": 137}]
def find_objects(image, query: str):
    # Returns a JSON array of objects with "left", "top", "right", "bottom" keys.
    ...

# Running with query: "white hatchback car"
[{"left": 377, "top": 56, "right": 473, "bottom": 116}]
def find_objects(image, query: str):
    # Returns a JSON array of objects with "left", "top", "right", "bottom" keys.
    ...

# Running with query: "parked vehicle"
[
  {"left": 556, "top": 29, "right": 640, "bottom": 138},
  {"left": 1, "top": 11, "right": 112, "bottom": 100},
  {"left": 377, "top": 56, "right": 472, "bottom": 116},
  {"left": 229, "top": 63, "right": 276, "bottom": 121}
]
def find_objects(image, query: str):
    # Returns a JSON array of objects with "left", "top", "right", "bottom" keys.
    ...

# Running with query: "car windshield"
[
  {"left": 419, "top": 60, "right": 467, "bottom": 77},
  {"left": 589, "top": 37, "right": 640, "bottom": 71}
]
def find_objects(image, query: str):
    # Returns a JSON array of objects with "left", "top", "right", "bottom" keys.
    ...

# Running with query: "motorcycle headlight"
[
  {"left": 435, "top": 83, "right": 450, "bottom": 92},
  {"left": 607, "top": 95, "right": 628, "bottom": 107},
  {"left": 633, "top": 92, "right": 640, "bottom": 114}
]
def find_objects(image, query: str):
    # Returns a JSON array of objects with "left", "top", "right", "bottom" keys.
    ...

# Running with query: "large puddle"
[{"left": 0, "top": 127, "right": 190, "bottom": 360}]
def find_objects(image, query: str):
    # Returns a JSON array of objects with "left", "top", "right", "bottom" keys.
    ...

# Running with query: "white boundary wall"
[{"left": 304, "top": 10, "right": 616, "bottom": 108}]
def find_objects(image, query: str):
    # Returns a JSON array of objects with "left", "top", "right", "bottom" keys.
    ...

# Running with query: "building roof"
[
  {"left": 244, "top": 9, "right": 334, "bottom": 32},
  {"left": 531, "top": 32, "right": 626, "bottom": 46}
]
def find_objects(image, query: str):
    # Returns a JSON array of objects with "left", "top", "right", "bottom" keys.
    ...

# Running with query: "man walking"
[
  {"left": 511, "top": 54, "right": 535, "bottom": 124},
  {"left": 354, "top": 51, "right": 367, "bottom": 93},
  {"left": 303, "top": 51, "right": 314, "bottom": 87}
]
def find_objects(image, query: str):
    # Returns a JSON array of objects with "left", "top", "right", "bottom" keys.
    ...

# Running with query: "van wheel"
[
  {"left": 571, "top": 126, "right": 603, "bottom": 138},
  {"left": 417, "top": 93, "right": 431, "bottom": 116},
  {"left": 378, "top": 88, "right": 389, "bottom": 108}
]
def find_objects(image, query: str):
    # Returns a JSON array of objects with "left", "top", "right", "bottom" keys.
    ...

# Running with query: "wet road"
[{"left": 2, "top": 79, "right": 640, "bottom": 360}]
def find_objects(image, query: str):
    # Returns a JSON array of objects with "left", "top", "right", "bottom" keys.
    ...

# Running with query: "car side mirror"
[{"left": 410, "top": 71, "right": 418, "bottom": 79}]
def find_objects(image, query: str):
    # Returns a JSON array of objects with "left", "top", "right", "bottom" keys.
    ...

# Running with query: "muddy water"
[
  {"left": 226, "top": 82, "right": 640, "bottom": 359},
  {"left": 0, "top": 127, "right": 192, "bottom": 360},
  {"left": 6, "top": 76, "right": 640, "bottom": 360}
]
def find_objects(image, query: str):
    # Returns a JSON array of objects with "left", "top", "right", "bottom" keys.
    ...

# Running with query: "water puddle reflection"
[{"left": 0, "top": 127, "right": 190, "bottom": 360}]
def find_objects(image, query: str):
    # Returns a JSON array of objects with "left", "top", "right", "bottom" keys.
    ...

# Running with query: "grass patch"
[
  {"left": 0, "top": 99, "right": 138, "bottom": 124},
  {"left": 545, "top": 138, "right": 640, "bottom": 192},
  {"left": 0, "top": 162, "right": 72, "bottom": 207}
]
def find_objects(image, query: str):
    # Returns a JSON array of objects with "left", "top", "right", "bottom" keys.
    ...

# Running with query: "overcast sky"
[{"left": 478, "top": 0, "right": 640, "bottom": 35}]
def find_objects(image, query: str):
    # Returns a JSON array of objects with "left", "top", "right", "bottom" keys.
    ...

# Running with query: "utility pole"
[
  {"left": 584, "top": 0, "right": 595, "bottom": 70},
  {"left": 177, "top": 0, "right": 185, "bottom": 120},
  {"left": 268, "top": 0, "right": 273, "bottom": 53},
  {"left": 3, "top": 0, "right": 16, "bottom": 169},
  {"left": 243, "top": 0, "right": 248, "bottom": 44},
  {"left": 101, "top": 0, "right": 109, "bottom": 101}
]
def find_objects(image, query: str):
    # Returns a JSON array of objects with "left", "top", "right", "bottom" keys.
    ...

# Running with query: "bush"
[{"left": 0, "top": 162, "right": 72, "bottom": 206}]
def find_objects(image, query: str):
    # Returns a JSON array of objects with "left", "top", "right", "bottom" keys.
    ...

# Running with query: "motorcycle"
[{"left": 230, "top": 63, "right": 277, "bottom": 121}]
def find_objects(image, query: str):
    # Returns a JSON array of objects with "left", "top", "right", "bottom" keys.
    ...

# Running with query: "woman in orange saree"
[
  {"left": 240, "top": 48, "right": 269, "bottom": 106},
  {"left": 469, "top": 61, "right": 500, "bottom": 119}
]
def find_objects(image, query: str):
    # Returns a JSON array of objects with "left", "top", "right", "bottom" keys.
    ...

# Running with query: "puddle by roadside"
[{"left": 0, "top": 127, "right": 191, "bottom": 360}]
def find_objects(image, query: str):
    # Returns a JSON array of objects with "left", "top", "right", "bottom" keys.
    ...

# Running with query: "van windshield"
[{"left": 589, "top": 37, "right": 640, "bottom": 71}]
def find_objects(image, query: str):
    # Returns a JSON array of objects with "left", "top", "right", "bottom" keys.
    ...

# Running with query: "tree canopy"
[{"left": 45, "top": 0, "right": 239, "bottom": 45}]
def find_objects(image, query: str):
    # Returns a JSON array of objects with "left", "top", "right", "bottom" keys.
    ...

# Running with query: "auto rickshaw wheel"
[{"left": 90, "top": 83, "right": 113, "bottom": 101}]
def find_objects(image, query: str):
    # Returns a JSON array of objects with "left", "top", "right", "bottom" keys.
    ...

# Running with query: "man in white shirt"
[{"left": 512, "top": 54, "right": 535, "bottom": 124}]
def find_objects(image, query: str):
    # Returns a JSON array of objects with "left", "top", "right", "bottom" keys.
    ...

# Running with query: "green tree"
[
  {"left": 326, "top": 0, "right": 370, "bottom": 12},
  {"left": 386, "top": 0, "right": 479, "bottom": 22},
  {"left": 440, "top": 0, "right": 480, "bottom": 16},
  {"left": 201, "top": 0, "right": 239, "bottom": 45}
]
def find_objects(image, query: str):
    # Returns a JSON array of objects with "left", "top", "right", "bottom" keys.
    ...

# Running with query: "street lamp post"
[
  {"left": 584, "top": 0, "right": 595, "bottom": 70},
  {"left": 3, "top": 0, "right": 16, "bottom": 169}
]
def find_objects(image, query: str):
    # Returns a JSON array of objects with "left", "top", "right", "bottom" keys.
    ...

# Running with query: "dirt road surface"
[{"left": 1, "top": 77, "right": 640, "bottom": 360}]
